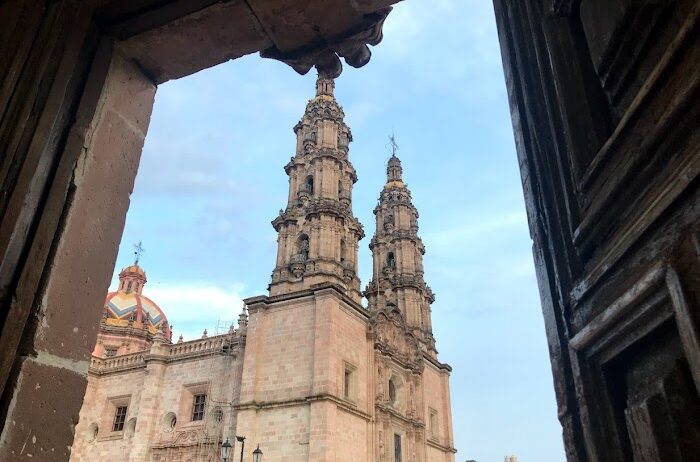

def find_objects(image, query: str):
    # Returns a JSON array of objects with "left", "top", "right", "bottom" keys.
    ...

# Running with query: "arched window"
[
  {"left": 126, "top": 281, "right": 133, "bottom": 292},
  {"left": 305, "top": 175, "right": 314, "bottom": 194},
  {"left": 340, "top": 239, "right": 347, "bottom": 263},
  {"left": 387, "top": 251, "right": 396, "bottom": 268},
  {"left": 298, "top": 234, "right": 310, "bottom": 261}
]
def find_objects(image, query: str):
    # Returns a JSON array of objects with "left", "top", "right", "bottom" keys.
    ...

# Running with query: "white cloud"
[{"left": 109, "top": 281, "right": 247, "bottom": 341}]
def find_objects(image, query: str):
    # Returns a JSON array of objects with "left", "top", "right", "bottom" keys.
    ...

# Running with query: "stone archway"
[
  {"left": 0, "top": 1, "right": 398, "bottom": 459},
  {"left": 1, "top": 1, "right": 697, "bottom": 461}
]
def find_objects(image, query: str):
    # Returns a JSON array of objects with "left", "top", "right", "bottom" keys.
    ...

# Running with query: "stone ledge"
[{"left": 235, "top": 392, "right": 372, "bottom": 421}]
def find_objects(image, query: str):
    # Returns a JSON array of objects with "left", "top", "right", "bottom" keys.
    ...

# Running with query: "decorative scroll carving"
[
  {"left": 260, "top": 8, "right": 392, "bottom": 78},
  {"left": 370, "top": 309, "right": 423, "bottom": 372}
]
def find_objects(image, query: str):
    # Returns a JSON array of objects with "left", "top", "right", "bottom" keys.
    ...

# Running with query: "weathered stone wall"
[
  {"left": 237, "top": 289, "right": 373, "bottom": 461},
  {"left": 333, "top": 407, "right": 370, "bottom": 462},
  {"left": 0, "top": 49, "right": 156, "bottom": 461},
  {"left": 422, "top": 362, "right": 454, "bottom": 453},
  {"left": 70, "top": 337, "right": 242, "bottom": 462},
  {"left": 71, "top": 370, "right": 148, "bottom": 461},
  {"left": 326, "top": 291, "right": 373, "bottom": 461}
]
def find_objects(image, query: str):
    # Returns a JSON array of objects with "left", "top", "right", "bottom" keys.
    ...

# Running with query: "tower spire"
[
  {"left": 386, "top": 134, "right": 402, "bottom": 182},
  {"left": 269, "top": 76, "right": 364, "bottom": 301},
  {"left": 364, "top": 154, "right": 437, "bottom": 354}
]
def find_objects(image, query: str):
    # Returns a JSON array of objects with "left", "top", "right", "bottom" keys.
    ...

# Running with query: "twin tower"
[
  {"left": 268, "top": 76, "right": 437, "bottom": 355},
  {"left": 70, "top": 76, "right": 454, "bottom": 462},
  {"left": 238, "top": 76, "right": 454, "bottom": 461}
]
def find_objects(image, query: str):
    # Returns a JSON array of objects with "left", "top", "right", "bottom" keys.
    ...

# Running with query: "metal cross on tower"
[
  {"left": 133, "top": 241, "right": 145, "bottom": 265},
  {"left": 387, "top": 133, "right": 399, "bottom": 157}
]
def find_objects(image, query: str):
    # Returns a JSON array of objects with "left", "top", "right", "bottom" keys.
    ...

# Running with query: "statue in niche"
[
  {"left": 387, "top": 251, "right": 396, "bottom": 269},
  {"left": 299, "top": 235, "right": 310, "bottom": 261}
]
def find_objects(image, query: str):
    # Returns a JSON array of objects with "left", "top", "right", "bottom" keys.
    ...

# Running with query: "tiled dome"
[{"left": 103, "top": 264, "right": 171, "bottom": 338}]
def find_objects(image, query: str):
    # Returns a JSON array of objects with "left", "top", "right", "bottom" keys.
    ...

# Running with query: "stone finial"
[
  {"left": 177, "top": 334, "right": 183, "bottom": 344},
  {"left": 316, "top": 75, "right": 335, "bottom": 96},
  {"left": 154, "top": 323, "right": 168, "bottom": 343},
  {"left": 387, "top": 154, "right": 402, "bottom": 182},
  {"left": 202, "top": 329, "right": 208, "bottom": 339},
  {"left": 386, "top": 134, "right": 402, "bottom": 182},
  {"left": 238, "top": 304, "right": 248, "bottom": 333}
]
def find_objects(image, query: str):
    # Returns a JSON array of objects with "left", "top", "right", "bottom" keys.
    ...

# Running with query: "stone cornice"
[
  {"left": 369, "top": 231, "right": 424, "bottom": 249},
  {"left": 426, "top": 437, "right": 458, "bottom": 454},
  {"left": 289, "top": 146, "right": 352, "bottom": 166},
  {"left": 98, "top": 323, "right": 155, "bottom": 340},
  {"left": 270, "top": 262, "right": 362, "bottom": 292},
  {"left": 375, "top": 403, "right": 424, "bottom": 428},
  {"left": 245, "top": 283, "right": 368, "bottom": 320},
  {"left": 235, "top": 393, "right": 372, "bottom": 421},
  {"left": 272, "top": 199, "right": 364, "bottom": 238},
  {"left": 423, "top": 352, "right": 452, "bottom": 373},
  {"left": 364, "top": 273, "right": 434, "bottom": 300}
]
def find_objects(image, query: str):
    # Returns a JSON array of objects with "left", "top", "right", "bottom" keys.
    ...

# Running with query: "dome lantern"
[
  {"left": 103, "top": 263, "right": 171, "bottom": 341},
  {"left": 118, "top": 264, "right": 147, "bottom": 294}
]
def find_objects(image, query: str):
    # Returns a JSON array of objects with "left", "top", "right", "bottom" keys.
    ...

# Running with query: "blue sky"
[{"left": 110, "top": 1, "right": 565, "bottom": 460}]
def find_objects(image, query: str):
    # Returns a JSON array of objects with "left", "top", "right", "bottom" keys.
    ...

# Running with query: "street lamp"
[
  {"left": 236, "top": 436, "right": 246, "bottom": 462},
  {"left": 252, "top": 444, "right": 263, "bottom": 462},
  {"left": 221, "top": 438, "right": 232, "bottom": 462},
  {"left": 224, "top": 435, "right": 262, "bottom": 462}
]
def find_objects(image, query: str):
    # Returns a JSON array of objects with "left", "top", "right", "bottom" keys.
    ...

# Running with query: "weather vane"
[
  {"left": 387, "top": 133, "right": 399, "bottom": 157},
  {"left": 133, "top": 241, "right": 145, "bottom": 265}
]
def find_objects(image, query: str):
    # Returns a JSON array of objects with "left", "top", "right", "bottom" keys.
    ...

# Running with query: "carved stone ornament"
[
  {"left": 173, "top": 429, "right": 201, "bottom": 445},
  {"left": 370, "top": 309, "right": 423, "bottom": 372},
  {"left": 260, "top": 7, "right": 392, "bottom": 78},
  {"left": 290, "top": 258, "right": 306, "bottom": 278}
]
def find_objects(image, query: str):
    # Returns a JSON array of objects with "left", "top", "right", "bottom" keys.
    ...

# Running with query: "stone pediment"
[{"left": 369, "top": 308, "right": 423, "bottom": 372}]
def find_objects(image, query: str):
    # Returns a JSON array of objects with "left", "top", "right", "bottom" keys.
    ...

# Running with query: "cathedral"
[{"left": 70, "top": 76, "right": 456, "bottom": 462}]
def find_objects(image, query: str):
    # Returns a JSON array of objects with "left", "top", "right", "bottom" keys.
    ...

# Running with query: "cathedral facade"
[{"left": 70, "top": 77, "right": 456, "bottom": 462}]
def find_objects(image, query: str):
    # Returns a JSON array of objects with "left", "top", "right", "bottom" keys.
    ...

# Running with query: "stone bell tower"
[
  {"left": 363, "top": 148, "right": 455, "bottom": 462},
  {"left": 269, "top": 75, "right": 364, "bottom": 302},
  {"left": 364, "top": 149, "right": 437, "bottom": 355},
  {"left": 235, "top": 82, "right": 454, "bottom": 462}
]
